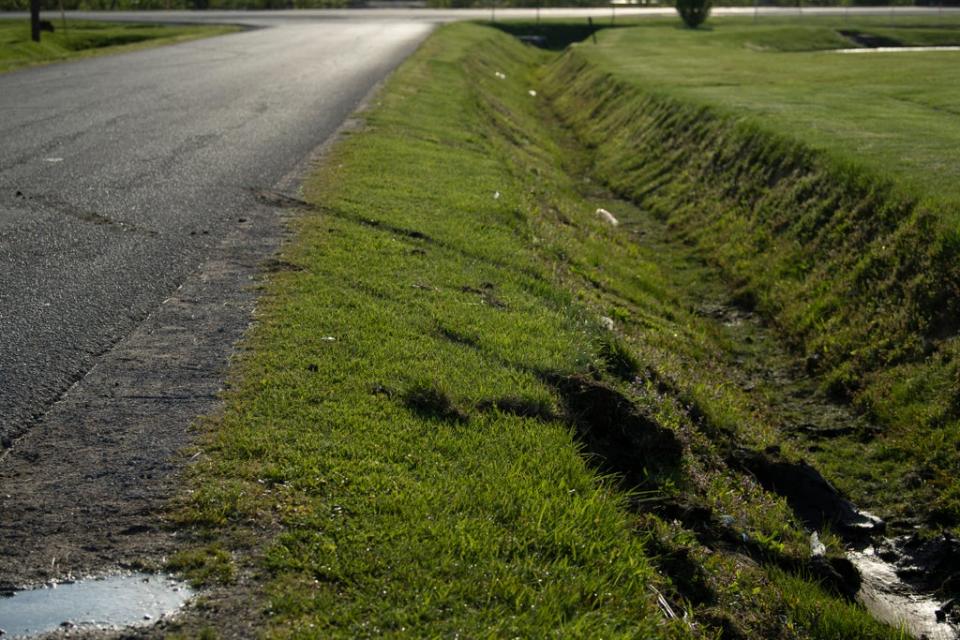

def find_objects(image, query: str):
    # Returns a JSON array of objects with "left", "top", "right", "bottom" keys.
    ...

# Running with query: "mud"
[
  {"left": 690, "top": 304, "right": 960, "bottom": 638},
  {"left": 690, "top": 301, "right": 960, "bottom": 637},
  {"left": 728, "top": 446, "right": 885, "bottom": 538},
  {"left": 558, "top": 170, "right": 957, "bottom": 636},
  {"left": 552, "top": 373, "right": 683, "bottom": 487}
]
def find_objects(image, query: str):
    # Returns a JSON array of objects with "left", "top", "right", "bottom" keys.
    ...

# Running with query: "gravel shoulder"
[{"left": 0, "top": 191, "right": 290, "bottom": 590}]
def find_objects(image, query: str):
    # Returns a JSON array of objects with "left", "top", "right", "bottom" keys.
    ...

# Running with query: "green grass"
[
  {"left": 0, "top": 20, "right": 240, "bottom": 73},
  {"left": 580, "top": 18, "right": 960, "bottom": 209},
  {"left": 168, "top": 21, "right": 908, "bottom": 639},
  {"left": 544, "top": 17, "right": 960, "bottom": 532}
]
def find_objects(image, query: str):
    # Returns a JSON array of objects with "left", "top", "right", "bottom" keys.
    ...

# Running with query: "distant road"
[
  {"left": 0, "top": 19, "right": 432, "bottom": 446},
  {"left": 3, "top": 5, "right": 959, "bottom": 27}
]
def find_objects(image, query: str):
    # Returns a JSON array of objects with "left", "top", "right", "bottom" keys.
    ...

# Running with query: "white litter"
[
  {"left": 493, "top": 191, "right": 501, "bottom": 200},
  {"left": 810, "top": 531, "right": 827, "bottom": 557},
  {"left": 596, "top": 208, "right": 619, "bottom": 226},
  {"left": 528, "top": 89, "right": 537, "bottom": 97},
  {"left": 836, "top": 46, "right": 960, "bottom": 54},
  {"left": 599, "top": 316, "right": 615, "bottom": 331},
  {"left": 494, "top": 71, "right": 507, "bottom": 80}
]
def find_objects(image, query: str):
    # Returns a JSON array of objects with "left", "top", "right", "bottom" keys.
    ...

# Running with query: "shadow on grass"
[{"left": 487, "top": 21, "right": 615, "bottom": 51}]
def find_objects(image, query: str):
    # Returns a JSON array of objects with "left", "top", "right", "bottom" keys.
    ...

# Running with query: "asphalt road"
[{"left": 0, "top": 19, "right": 433, "bottom": 447}]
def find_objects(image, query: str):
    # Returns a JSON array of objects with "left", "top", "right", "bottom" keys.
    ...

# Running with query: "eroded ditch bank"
[
  {"left": 529, "top": 126, "right": 960, "bottom": 638},
  {"left": 531, "top": 25, "right": 960, "bottom": 638}
]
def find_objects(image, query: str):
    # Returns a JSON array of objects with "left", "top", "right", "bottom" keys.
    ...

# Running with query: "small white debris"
[
  {"left": 321, "top": 336, "right": 336, "bottom": 342},
  {"left": 595, "top": 208, "right": 618, "bottom": 226},
  {"left": 494, "top": 71, "right": 506, "bottom": 80},
  {"left": 528, "top": 89, "right": 537, "bottom": 97},
  {"left": 810, "top": 531, "right": 826, "bottom": 557},
  {"left": 599, "top": 316, "right": 615, "bottom": 331},
  {"left": 493, "top": 191, "right": 501, "bottom": 200},
  {"left": 44, "top": 157, "right": 63, "bottom": 163}
]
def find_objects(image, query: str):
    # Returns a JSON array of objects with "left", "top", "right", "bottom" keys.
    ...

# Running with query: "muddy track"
[{"left": 0, "top": 191, "right": 290, "bottom": 592}]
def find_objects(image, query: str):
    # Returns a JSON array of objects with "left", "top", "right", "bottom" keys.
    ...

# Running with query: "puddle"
[
  {"left": 835, "top": 46, "right": 960, "bottom": 53},
  {"left": 850, "top": 548, "right": 959, "bottom": 640},
  {"left": 0, "top": 573, "right": 193, "bottom": 638}
]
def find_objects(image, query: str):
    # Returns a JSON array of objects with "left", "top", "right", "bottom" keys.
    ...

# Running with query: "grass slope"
[
  {"left": 169, "top": 22, "right": 903, "bottom": 639},
  {"left": 579, "top": 18, "right": 960, "bottom": 206},
  {"left": 0, "top": 20, "right": 239, "bottom": 73},
  {"left": 544, "top": 18, "right": 960, "bottom": 531}
]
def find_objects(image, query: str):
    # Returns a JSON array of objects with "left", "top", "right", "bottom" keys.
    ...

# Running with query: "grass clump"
[
  {"left": 167, "top": 544, "right": 237, "bottom": 588},
  {"left": 0, "top": 20, "right": 239, "bottom": 74}
]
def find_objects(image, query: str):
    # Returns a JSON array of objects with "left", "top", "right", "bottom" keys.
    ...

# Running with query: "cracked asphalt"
[{"left": 0, "top": 19, "right": 432, "bottom": 448}]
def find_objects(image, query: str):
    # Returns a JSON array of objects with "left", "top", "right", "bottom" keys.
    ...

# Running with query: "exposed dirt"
[
  {"left": 838, "top": 29, "right": 904, "bottom": 48},
  {"left": 552, "top": 372, "right": 684, "bottom": 488},
  {"left": 728, "top": 446, "right": 885, "bottom": 539}
]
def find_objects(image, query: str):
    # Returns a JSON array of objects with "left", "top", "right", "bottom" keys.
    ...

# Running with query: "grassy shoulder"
[
  {"left": 543, "top": 18, "right": 960, "bottom": 533},
  {"left": 169, "top": 21, "right": 904, "bottom": 639},
  {"left": 0, "top": 20, "right": 240, "bottom": 74}
]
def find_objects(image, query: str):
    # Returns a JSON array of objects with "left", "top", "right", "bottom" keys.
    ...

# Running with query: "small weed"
[
  {"left": 597, "top": 334, "right": 641, "bottom": 382},
  {"left": 167, "top": 544, "right": 236, "bottom": 587},
  {"left": 401, "top": 381, "right": 469, "bottom": 424}
]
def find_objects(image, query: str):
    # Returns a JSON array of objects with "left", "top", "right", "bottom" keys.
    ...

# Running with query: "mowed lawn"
[
  {"left": 0, "top": 20, "right": 239, "bottom": 73},
  {"left": 581, "top": 18, "right": 960, "bottom": 209}
]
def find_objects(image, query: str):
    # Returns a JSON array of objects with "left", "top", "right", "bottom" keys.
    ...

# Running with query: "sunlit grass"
[{"left": 0, "top": 20, "right": 239, "bottom": 73}]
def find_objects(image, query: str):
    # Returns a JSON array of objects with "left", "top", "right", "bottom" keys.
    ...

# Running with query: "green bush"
[{"left": 676, "top": 0, "right": 711, "bottom": 28}]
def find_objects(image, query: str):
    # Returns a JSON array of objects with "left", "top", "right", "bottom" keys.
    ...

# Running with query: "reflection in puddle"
[
  {"left": 850, "top": 549, "right": 958, "bottom": 640},
  {"left": 0, "top": 573, "right": 192, "bottom": 638}
]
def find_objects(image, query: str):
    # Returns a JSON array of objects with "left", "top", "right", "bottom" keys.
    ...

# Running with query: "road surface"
[
  {"left": 0, "top": 19, "right": 431, "bottom": 448},
  {"left": 0, "top": 16, "right": 432, "bottom": 587}
]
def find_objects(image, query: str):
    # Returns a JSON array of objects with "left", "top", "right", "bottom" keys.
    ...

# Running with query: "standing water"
[
  {"left": 850, "top": 548, "right": 960, "bottom": 640},
  {"left": 0, "top": 573, "right": 192, "bottom": 638}
]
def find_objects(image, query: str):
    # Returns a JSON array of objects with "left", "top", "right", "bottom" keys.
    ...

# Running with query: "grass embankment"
[
  {"left": 544, "top": 18, "right": 960, "bottom": 531},
  {"left": 169, "top": 21, "right": 903, "bottom": 639},
  {"left": 0, "top": 20, "right": 239, "bottom": 73}
]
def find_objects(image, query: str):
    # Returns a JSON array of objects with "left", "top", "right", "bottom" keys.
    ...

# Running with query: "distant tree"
[{"left": 676, "top": 0, "right": 711, "bottom": 28}]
